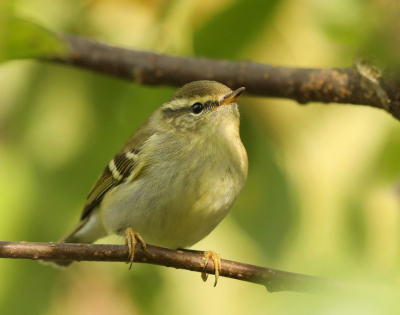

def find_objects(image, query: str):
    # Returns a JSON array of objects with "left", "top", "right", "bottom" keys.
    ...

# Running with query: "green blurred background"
[{"left": 1, "top": 0, "right": 400, "bottom": 314}]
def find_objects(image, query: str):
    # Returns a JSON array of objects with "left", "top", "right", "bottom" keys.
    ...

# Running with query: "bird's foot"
[
  {"left": 202, "top": 250, "right": 222, "bottom": 287},
  {"left": 125, "top": 227, "right": 147, "bottom": 269}
]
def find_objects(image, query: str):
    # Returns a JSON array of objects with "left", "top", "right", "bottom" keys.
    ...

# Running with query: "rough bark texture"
[{"left": 0, "top": 241, "right": 369, "bottom": 294}]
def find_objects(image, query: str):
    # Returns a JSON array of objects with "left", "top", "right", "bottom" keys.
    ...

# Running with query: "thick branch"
[
  {"left": 0, "top": 240, "right": 372, "bottom": 295},
  {"left": 46, "top": 34, "right": 400, "bottom": 120}
]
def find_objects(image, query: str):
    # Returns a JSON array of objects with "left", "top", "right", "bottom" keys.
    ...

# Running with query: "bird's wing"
[
  {"left": 80, "top": 116, "right": 156, "bottom": 220},
  {"left": 80, "top": 148, "right": 143, "bottom": 219}
]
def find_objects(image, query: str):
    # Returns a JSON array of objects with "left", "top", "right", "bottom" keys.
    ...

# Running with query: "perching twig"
[
  {"left": 0, "top": 240, "right": 374, "bottom": 294},
  {"left": 45, "top": 34, "right": 400, "bottom": 121}
]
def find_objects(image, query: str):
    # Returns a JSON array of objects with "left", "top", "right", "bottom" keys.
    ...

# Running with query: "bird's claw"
[
  {"left": 202, "top": 250, "right": 222, "bottom": 287},
  {"left": 125, "top": 227, "right": 146, "bottom": 270}
]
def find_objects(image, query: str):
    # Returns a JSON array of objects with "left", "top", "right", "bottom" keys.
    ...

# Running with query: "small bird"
[{"left": 51, "top": 80, "right": 248, "bottom": 285}]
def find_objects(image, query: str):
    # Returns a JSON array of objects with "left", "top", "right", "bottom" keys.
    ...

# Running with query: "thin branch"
[
  {"left": 46, "top": 34, "right": 400, "bottom": 120},
  {"left": 0, "top": 240, "right": 375, "bottom": 295}
]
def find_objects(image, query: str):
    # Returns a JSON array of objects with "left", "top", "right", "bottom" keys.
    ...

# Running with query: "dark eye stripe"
[
  {"left": 204, "top": 100, "right": 219, "bottom": 110},
  {"left": 162, "top": 99, "right": 220, "bottom": 118}
]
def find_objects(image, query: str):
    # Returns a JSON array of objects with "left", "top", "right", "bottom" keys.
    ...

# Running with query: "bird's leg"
[
  {"left": 202, "top": 251, "right": 222, "bottom": 287},
  {"left": 125, "top": 227, "right": 147, "bottom": 270}
]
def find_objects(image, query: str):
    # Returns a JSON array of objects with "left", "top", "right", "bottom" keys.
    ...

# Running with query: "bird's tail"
[{"left": 42, "top": 217, "right": 93, "bottom": 268}]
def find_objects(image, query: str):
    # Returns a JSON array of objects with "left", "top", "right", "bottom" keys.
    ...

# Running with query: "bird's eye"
[{"left": 191, "top": 102, "right": 204, "bottom": 114}]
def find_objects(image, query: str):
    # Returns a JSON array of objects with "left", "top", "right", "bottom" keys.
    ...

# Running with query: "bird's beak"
[{"left": 220, "top": 87, "right": 246, "bottom": 107}]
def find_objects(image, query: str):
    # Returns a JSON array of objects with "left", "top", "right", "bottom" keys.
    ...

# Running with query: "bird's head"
[{"left": 160, "top": 80, "right": 245, "bottom": 134}]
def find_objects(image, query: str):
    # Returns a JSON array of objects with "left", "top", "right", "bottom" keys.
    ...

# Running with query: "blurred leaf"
[
  {"left": 368, "top": 132, "right": 400, "bottom": 183},
  {"left": 194, "top": 0, "right": 281, "bottom": 59},
  {"left": 0, "top": 259, "right": 60, "bottom": 315},
  {"left": 124, "top": 265, "right": 164, "bottom": 314},
  {"left": 1, "top": 17, "right": 67, "bottom": 62},
  {"left": 233, "top": 108, "right": 298, "bottom": 260},
  {"left": 323, "top": 23, "right": 365, "bottom": 47},
  {"left": 319, "top": 1, "right": 400, "bottom": 68},
  {"left": 344, "top": 199, "right": 367, "bottom": 260}
]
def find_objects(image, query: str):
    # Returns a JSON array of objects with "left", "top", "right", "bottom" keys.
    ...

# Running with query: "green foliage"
[
  {"left": 235, "top": 110, "right": 297, "bottom": 260},
  {"left": 317, "top": 0, "right": 400, "bottom": 68},
  {"left": 1, "top": 18, "right": 67, "bottom": 62},
  {"left": 194, "top": 0, "right": 281, "bottom": 59}
]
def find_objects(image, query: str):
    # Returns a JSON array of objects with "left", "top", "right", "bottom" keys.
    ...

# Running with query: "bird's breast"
[{"left": 100, "top": 131, "right": 248, "bottom": 249}]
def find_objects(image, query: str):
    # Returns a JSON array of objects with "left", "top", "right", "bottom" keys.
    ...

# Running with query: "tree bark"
[
  {"left": 45, "top": 34, "right": 400, "bottom": 121},
  {"left": 0, "top": 240, "right": 371, "bottom": 294}
]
